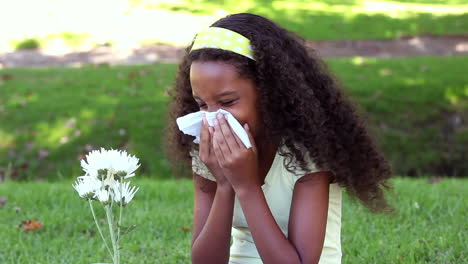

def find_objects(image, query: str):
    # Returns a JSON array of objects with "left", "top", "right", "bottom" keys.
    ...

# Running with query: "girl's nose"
[{"left": 207, "top": 106, "right": 220, "bottom": 112}]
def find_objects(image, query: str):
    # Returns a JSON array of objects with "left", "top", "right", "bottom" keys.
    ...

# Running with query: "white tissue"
[{"left": 176, "top": 109, "right": 252, "bottom": 148}]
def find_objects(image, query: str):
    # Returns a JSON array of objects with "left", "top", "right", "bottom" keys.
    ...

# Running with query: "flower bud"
[
  {"left": 114, "top": 170, "right": 127, "bottom": 181},
  {"left": 97, "top": 169, "right": 108, "bottom": 180}
]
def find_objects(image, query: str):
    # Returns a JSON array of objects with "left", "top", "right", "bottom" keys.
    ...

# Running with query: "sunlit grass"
[
  {"left": 1, "top": 56, "right": 467, "bottom": 180},
  {"left": 1, "top": 0, "right": 467, "bottom": 52},
  {"left": 150, "top": 0, "right": 468, "bottom": 40},
  {"left": 272, "top": 0, "right": 468, "bottom": 15},
  {"left": 0, "top": 177, "right": 466, "bottom": 263}
]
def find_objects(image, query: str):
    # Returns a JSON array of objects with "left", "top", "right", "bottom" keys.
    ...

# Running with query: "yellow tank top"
[{"left": 191, "top": 147, "right": 342, "bottom": 264}]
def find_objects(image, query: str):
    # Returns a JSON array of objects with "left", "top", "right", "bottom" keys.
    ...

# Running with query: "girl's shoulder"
[{"left": 277, "top": 143, "right": 335, "bottom": 184}]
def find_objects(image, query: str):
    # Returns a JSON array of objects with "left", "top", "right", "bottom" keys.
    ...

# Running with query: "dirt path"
[{"left": 0, "top": 34, "right": 466, "bottom": 68}]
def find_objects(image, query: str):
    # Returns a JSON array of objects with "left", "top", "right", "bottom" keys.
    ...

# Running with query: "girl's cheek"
[
  {"left": 223, "top": 107, "right": 242, "bottom": 120},
  {"left": 223, "top": 105, "right": 250, "bottom": 130}
]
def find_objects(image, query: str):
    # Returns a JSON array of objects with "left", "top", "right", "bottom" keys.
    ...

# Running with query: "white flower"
[
  {"left": 113, "top": 181, "right": 139, "bottom": 206},
  {"left": 105, "top": 177, "right": 118, "bottom": 190},
  {"left": 80, "top": 148, "right": 140, "bottom": 179},
  {"left": 73, "top": 176, "right": 101, "bottom": 199},
  {"left": 95, "top": 188, "right": 111, "bottom": 205}
]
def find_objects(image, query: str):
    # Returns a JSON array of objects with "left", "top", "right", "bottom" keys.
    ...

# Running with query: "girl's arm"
[
  {"left": 236, "top": 171, "right": 330, "bottom": 264},
  {"left": 288, "top": 171, "right": 331, "bottom": 263},
  {"left": 191, "top": 173, "right": 235, "bottom": 264},
  {"left": 212, "top": 114, "right": 331, "bottom": 264}
]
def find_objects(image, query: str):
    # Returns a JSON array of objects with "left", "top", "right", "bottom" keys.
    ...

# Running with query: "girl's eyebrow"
[
  {"left": 193, "top": 91, "right": 238, "bottom": 100},
  {"left": 217, "top": 91, "right": 238, "bottom": 98}
]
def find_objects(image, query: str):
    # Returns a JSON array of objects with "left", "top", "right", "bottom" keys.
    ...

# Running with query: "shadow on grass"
[
  {"left": 0, "top": 57, "right": 467, "bottom": 181},
  {"left": 0, "top": 64, "right": 176, "bottom": 181},
  {"left": 153, "top": 0, "right": 468, "bottom": 40}
]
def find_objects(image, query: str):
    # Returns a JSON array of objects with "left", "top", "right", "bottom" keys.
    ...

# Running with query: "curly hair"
[{"left": 165, "top": 13, "right": 394, "bottom": 213}]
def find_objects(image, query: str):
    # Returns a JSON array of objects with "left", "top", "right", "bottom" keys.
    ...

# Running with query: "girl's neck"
[
  {"left": 256, "top": 137, "right": 280, "bottom": 185},
  {"left": 258, "top": 140, "right": 278, "bottom": 161},
  {"left": 255, "top": 132, "right": 280, "bottom": 160}
]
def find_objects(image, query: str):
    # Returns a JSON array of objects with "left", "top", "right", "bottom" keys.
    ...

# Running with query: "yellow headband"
[{"left": 191, "top": 27, "right": 255, "bottom": 61}]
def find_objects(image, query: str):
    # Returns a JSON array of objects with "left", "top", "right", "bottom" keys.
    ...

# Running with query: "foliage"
[{"left": 13, "top": 38, "right": 41, "bottom": 50}]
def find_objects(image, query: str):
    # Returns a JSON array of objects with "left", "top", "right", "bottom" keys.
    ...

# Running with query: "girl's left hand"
[{"left": 211, "top": 113, "right": 260, "bottom": 192}]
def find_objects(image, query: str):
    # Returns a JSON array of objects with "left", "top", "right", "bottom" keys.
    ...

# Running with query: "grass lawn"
[
  {"left": 0, "top": 177, "right": 466, "bottom": 263},
  {"left": 152, "top": 0, "right": 468, "bottom": 40},
  {"left": 0, "top": 56, "right": 466, "bottom": 180},
  {"left": 5, "top": 0, "right": 468, "bottom": 52}
]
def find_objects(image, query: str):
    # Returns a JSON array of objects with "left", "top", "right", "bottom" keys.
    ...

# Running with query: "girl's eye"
[
  {"left": 197, "top": 99, "right": 236, "bottom": 109},
  {"left": 221, "top": 99, "right": 236, "bottom": 106}
]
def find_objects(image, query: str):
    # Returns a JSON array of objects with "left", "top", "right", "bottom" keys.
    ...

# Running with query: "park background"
[{"left": 0, "top": 0, "right": 466, "bottom": 263}]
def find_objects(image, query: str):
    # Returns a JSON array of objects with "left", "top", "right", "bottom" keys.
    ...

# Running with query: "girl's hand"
[
  {"left": 212, "top": 113, "right": 260, "bottom": 193},
  {"left": 198, "top": 114, "right": 231, "bottom": 189}
]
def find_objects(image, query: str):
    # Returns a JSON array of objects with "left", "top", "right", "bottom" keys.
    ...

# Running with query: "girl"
[{"left": 166, "top": 13, "right": 394, "bottom": 264}]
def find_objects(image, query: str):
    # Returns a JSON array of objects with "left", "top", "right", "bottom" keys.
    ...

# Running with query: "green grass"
[
  {"left": 148, "top": 0, "right": 468, "bottom": 40},
  {"left": 0, "top": 177, "right": 466, "bottom": 263},
  {"left": 4, "top": 1, "right": 468, "bottom": 52},
  {"left": 4, "top": 1, "right": 467, "bottom": 52},
  {"left": 0, "top": 56, "right": 466, "bottom": 180},
  {"left": 328, "top": 56, "right": 468, "bottom": 176},
  {"left": 0, "top": 64, "right": 177, "bottom": 181}
]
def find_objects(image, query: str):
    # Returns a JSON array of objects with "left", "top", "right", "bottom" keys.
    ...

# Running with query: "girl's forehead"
[
  {"left": 190, "top": 61, "right": 240, "bottom": 80},
  {"left": 190, "top": 61, "right": 256, "bottom": 99}
]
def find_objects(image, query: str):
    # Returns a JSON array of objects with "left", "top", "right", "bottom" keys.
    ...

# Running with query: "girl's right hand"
[{"left": 199, "top": 114, "right": 231, "bottom": 189}]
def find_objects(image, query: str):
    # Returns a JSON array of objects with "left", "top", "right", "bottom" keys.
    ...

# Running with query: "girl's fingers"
[
  {"left": 211, "top": 126, "right": 226, "bottom": 164},
  {"left": 208, "top": 126, "right": 216, "bottom": 154},
  {"left": 213, "top": 118, "right": 232, "bottom": 158},
  {"left": 244, "top": 123, "right": 257, "bottom": 154},
  {"left": 233, "top": 129, "right": 243, "bottom": 148},
  {"left": 199, "top": 114, "right": 211, "bottom": 155},
  {"left": 217, "top": 114, "right": 240, "bottom": 151},
  {"left": 229, "top": 119, "right": 244, "bottom": 148}
]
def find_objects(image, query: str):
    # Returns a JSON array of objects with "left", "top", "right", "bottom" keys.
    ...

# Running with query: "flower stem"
[
  {"left": 88, "top": 200, "right": 114, "bottom": 262},
  {"left": 117, "top": 182, "right": 124, "bottom": 241},
  {"left": 105, "top": 204, "right": 119, "bottom": 264},
  {"left": 117, "top": 181, "right": 124, "bottom": 263}
]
